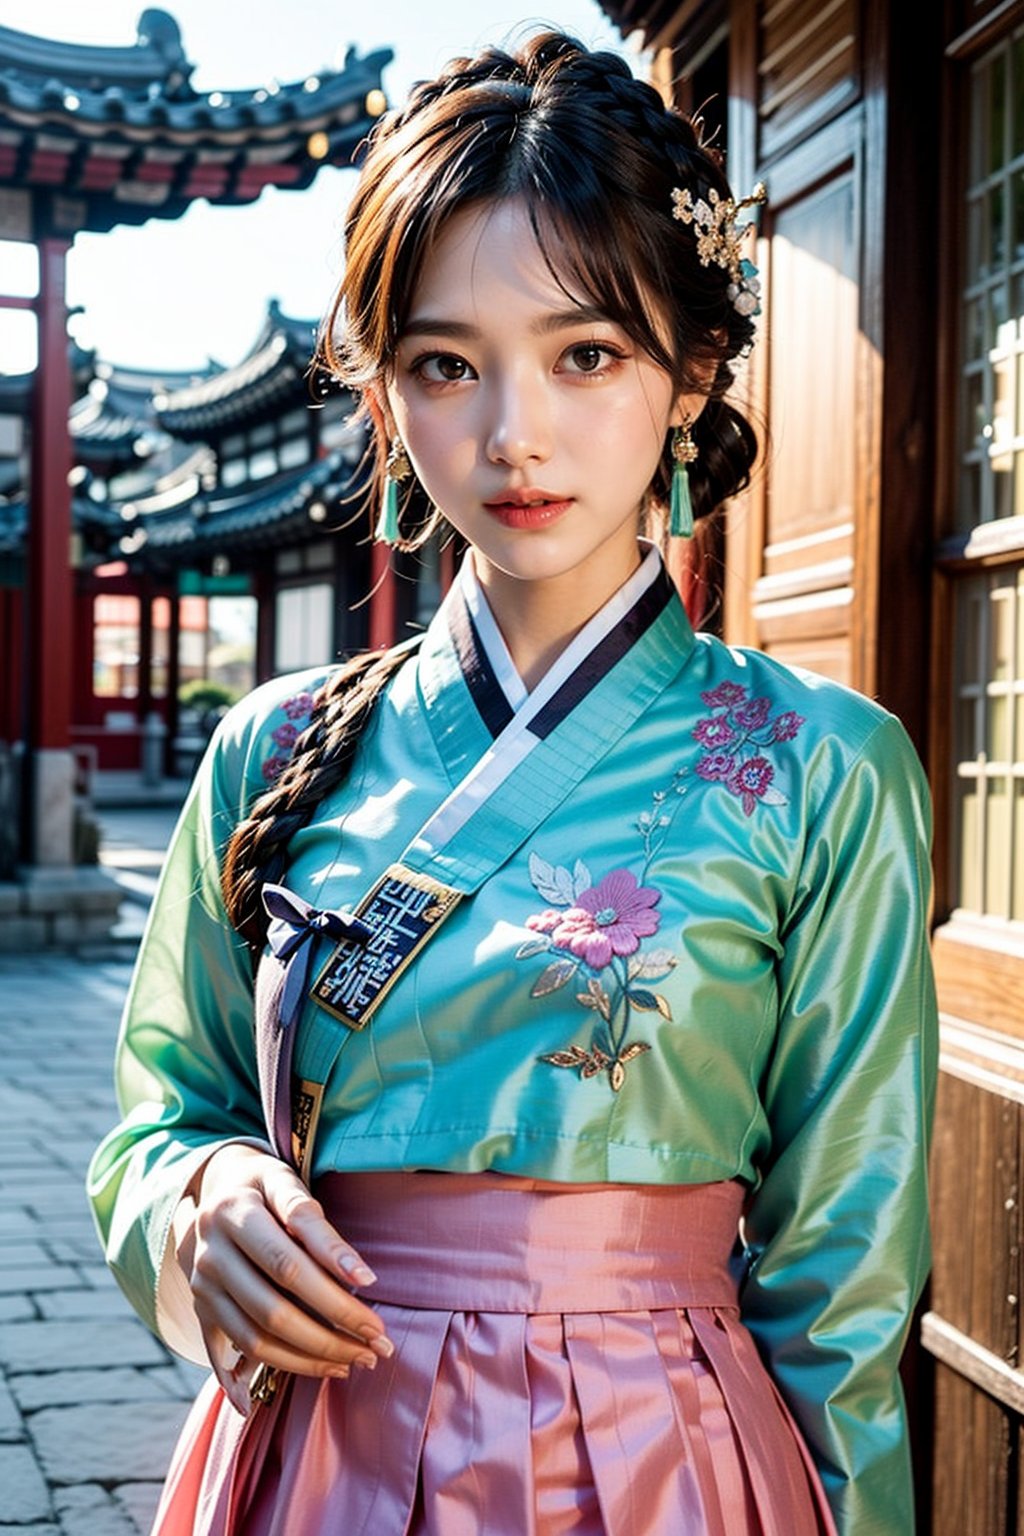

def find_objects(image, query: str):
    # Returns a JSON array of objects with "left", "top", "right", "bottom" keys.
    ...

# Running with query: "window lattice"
[
  {"left": 962, "top": 30, "right": 1024, "bottom": 528},
  {"left": 953, "top": 567, "right": 1024, "bottom": 921}
]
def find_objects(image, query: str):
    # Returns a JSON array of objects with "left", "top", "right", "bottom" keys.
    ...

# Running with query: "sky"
[{"left": 0, "top": 1, "right": 641, "bottom": 376}]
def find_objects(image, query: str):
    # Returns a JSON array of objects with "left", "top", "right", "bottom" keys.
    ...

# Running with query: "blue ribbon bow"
[{"left": 261, "top": 883, "right": 372, "bottom": 1031}]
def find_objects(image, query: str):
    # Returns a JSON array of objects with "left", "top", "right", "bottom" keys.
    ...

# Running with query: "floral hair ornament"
[{"left": 671, "top": 181, "right": 768, "bottom": 317}]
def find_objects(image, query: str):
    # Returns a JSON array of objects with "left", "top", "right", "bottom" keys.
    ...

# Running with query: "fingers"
[
  {"left": 193, "top": 1237, "right": 384, "bottom": 1378},
  {"left": 190, "top": 1157, "right": 395, "bottom": 1386}
]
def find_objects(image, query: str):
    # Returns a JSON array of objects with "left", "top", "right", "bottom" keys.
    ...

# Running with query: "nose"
[{"left": 483, "top": 369, "right": 551, "bottom": 468}]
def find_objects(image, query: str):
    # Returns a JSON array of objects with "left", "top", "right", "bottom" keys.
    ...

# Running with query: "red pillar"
[
  {"left": 26, "top": 237, "right": 75, "bottom": 864},
  {"left": 27, "top": 239, "right": 73, "bottom": 750},
  {"left": 368, "top": 543, "right": 397, "bottom": 651}
]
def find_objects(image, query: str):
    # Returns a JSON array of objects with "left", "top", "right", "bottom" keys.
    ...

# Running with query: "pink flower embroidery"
[
  {"left": 772, "top": 710, "right": 805, "bottom": 743},
  {"left": 271, "top": 722, "right": 299, "bottom": 749},
  {"left": 700, "top": 681, "right": 747, "bottom": 709},
  {"left": 693, "top": 716, "right": 736, "bottom": 750},
  {"left": 282, "top": 691, "right": 315, "bottom": 721},
  {"left": 262, "top": 753, "right": 290, "bottom": 784},
  {"left": 695, "top": 751, "right": 735, "bottom": 782},
  {"left": 726, "top": 756, "right": 774, "bottom": 816},
  {"left": 536, "top": 869, "right": 661, "bottom": 969},
  {"left": 734, "top": 695, "right": 771, "bottom": 730}
]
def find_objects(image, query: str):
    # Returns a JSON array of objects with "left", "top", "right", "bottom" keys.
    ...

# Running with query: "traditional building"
[
  {"left": 595, "top": 0, "right": 1023, "bottom": 1529},
  {"left": 0, "top": 8, "right": 391, "bottom": 943}
]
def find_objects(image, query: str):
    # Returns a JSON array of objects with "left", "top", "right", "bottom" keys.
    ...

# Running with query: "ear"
[
  {"left": 363, "top": 382, "right": 397, "bottom": 441},
  {"left": 669, "top": 390, "right": 707, "bottom": 430}
]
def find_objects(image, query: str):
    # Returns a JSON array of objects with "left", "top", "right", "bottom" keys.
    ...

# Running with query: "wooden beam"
[{"left": 921, "top": 1311, "right": 1024, "bottom": 1415}]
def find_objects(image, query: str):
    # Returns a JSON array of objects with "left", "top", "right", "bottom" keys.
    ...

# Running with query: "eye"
[
  {"left": 412, "top": 352, "right": 475, "bottom": 384},
  {"left": 559, "top": 341, "right": 627, "bottom": 377}
]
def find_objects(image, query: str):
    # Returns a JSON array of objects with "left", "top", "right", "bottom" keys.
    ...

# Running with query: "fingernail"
[
  {"left": 367, "top": 1334, "right": 394, "bottom": 1359},
  {"left": 353, "top": 1353, "right": 377, "bottom": 1371},
  {"left": 339, "top": 1254, "right": 377, "bottom": 1286},
  {"left": 327, "top": 1364, "right": 350, "bottom": 1379}
]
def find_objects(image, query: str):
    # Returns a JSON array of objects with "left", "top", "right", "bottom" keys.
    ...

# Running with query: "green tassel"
[
  {"left": 670, "top": 460, "right": 694, "bottom": 538},
  {"left": 375, "top": 475, "right": 400, "bottom": 544}
]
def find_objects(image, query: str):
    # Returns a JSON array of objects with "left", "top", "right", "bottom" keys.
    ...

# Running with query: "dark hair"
[
  {"left": 320, "top": 29, "right": 758, "bottom": 546},
  {"left": 223, "top": 32, "right": 759, "bottom": 950}
]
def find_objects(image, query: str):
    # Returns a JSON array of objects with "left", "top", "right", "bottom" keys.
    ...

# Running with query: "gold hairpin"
[{"left": 671, "top": 181, "right": 767, "bottom": 316}]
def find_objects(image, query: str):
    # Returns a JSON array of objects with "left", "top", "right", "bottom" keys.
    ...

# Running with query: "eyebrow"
[{"left": 399, "top": 305, "right": 614, "bottom": 341}]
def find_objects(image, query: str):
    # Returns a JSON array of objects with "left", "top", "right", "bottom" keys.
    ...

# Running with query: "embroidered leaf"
[
  {"left": 582, "top": 1057, "right": 604, "bottom": 1078},
  {"left": 627, "top": 988, "right": 661, "bottom": 1011},
  {"left": 516, "top": 937, "right": 551, "bottom": 960},
  {"left": 529, "top": 853, "right": 576, "bottom": 907},
  {"left": 531, "top": 958, "right": 578, "bottom": 997},
  {"left": 654, "top": 994, "right": 673, "bottom": 1020},
  {"left": 572, "top": 859, "right": 592, "bottom": 899},
  {"left": 539, "top": 1046, "right": 590, "bottom": 1069},
  {"left": 609, "top": 1061, "right": 625, "bottom": 1093},
  {"left": 628, "top": 949, "right": 678, "bottom": 981},
  {"left": 619, "top": 1041, "right": 652, "bottom": 1063},
  {"left": 576, "top": 977, "right": 611, "bottom": 1021},
  {"left": 759, "top": 786, "right": 788, "bottom": 806}
]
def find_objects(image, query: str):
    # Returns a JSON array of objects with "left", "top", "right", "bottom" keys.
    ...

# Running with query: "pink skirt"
[{"left": 152, "top": 1172, "right": 836, "bottom": 1536}]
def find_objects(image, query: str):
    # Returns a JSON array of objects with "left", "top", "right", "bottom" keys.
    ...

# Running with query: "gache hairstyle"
[{"left": 223, "top": 31, "right": 760, "bottom": 953}]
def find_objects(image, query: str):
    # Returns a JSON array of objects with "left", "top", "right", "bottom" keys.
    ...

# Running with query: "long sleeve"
[
  {"left": 738, "top": 714, "right": 938, "bottom": 1536},
  {"left": 86, "top": 688, "right": 296, "bottom": 1359}
]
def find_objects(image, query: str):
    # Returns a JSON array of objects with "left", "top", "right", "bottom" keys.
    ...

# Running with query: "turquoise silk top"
[{"left": 88, "top": 547, "right": 937, "bottom": 1536}]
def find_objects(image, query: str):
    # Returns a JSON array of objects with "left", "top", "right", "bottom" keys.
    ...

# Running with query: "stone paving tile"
[
  {"left": 113, "top": 1481, "right": 164, "bottom": 1535},
  {"left": 0, "top": 1295, "right": 36, "bottom": 1322},
  {"left": 32, "top": 1400, "right": 188, "bottom": 1484},
  {"left": 0, "top": 950, "right": 192, "bottom": 1522},
  {"left": 9, "top": 1366, "right": 182, "bottom": 1411},
  {"left": 0, "top": 1373, "right": 22, "bottom": 1439},
  {"left": 0, "top": 1440, "right": 52, "bottom": 1521},
  {"left": 0, "top": 1318, "right": 166, "bottom": 1373},
  {"left": 36, "top": 1288, "right": 134, "bottom": 1319},
  {"left": 54, "top": 1482, "right": 137, "bottom": 1536}
]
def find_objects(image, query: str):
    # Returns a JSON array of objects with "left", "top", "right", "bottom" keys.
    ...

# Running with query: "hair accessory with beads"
[{"left": 671, "top": 181, "right": 767, "bottom": 316}]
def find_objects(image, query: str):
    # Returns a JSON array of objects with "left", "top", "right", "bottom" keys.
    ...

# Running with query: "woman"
[{"left": 88, "top": 32, "right": 936, "bottom": 1536}]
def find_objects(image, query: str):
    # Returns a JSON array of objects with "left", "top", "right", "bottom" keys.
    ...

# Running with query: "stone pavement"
[{"left": 0, "top": 859, "right": 208, "bottom": 1531}]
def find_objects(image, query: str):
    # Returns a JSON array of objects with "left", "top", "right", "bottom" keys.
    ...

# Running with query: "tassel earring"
[
  {"left": 375, "top": 438, "right": 411, "bottom": 544},
  {"left": 670, "top": 417, "right": 698, "bottom": 539}
]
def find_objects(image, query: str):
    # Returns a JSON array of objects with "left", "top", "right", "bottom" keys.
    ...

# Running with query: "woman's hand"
[{"left": 181, "top": 1143, "right": 394, "bottom": 1415}]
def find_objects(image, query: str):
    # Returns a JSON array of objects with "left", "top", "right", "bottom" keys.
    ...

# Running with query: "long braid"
[{"left": 221, "top": 643, "right": 415, "bottom": 957}]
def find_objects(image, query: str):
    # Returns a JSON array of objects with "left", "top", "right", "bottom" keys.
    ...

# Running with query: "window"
[
  {"left": 949, "top": 30, "right": 1024, "bottom": 924},
  {"left": 953, "top": 568, "right": 1024, "bottom": 919},
  {"left": 274, "top": 583, "right": 334, "bottom": 671},
  {"left": 960, "top": 30, "right": 1024, "bottom": 529},
  {"left": 92, "top": 594, "right": 140, "bottom": 698}
]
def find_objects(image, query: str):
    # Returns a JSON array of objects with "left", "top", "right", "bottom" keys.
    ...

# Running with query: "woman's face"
[{"left": 383, "top": 199, "right": 696, "bottom": 598}]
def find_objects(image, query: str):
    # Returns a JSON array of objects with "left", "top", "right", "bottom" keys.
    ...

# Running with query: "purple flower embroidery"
[
  {"left": 734, "top": 695, "right": 771, "bottom": 730},
  {"left": 281, "top": 691, "right": 315, "bottom": 721},
  {"left": 261, "top": 753, "right": 290, "bottom": 784},
  {"left": 691, "top": 681, "right": 804, "bottom": 814},
  {"left": 534, "top": 868, "right": 661, "bottom": 970},
  {"left": 772, "top": 710, "right": 805, "bottom": 743},
  {"left": 271, "top": 722, "right": 299, "bottom": 749},
  {"left": 700, "top": 681, "right": 747, "bottom": 709},
  {"left": 726, "top": 755, "right": 774, "bottom": 816},
  {"left": 693, "top": 716, "right": 736, "bottom": 750},
  {"left": 695, "top": 751, "right": 735, "bottom": 782}
]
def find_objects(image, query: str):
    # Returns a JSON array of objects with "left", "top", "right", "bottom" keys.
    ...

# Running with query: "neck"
[{"left": 472, "top": 541, "right": 646, "bottom": 693}]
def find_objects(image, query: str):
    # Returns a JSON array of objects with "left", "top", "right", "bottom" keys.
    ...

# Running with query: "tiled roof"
[
  {"left": 0, "top": 10, "right": 392, "bottom": 235},
  {"left": 133, "top": 447, "right": 362, "bottom": 555},
  {"left": 154, "top": 301, "right": 322, "bottom": 436}
]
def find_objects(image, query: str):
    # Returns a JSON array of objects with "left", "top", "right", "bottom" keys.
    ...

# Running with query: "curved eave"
[
  {"left": 133, "top": 450, "right": 362, "bottom": 557},
  {"left": 0, "top": 493, "right": 118, "bottom": 556},
  {"left": 156, "top": 337, "right": 319, "bottom": 437}
]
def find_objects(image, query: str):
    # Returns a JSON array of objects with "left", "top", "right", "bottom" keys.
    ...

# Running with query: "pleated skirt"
[{"left": 151, "top": 1171, "right": 837, "bottom": 1536}]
